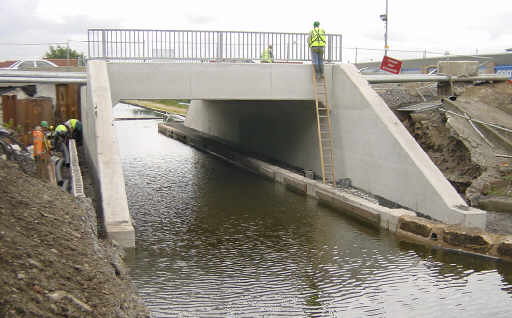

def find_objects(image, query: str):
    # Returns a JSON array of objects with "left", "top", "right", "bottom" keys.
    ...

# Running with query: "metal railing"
[{"left": 87, "top": 29, "right": 342, "bottom": 63}]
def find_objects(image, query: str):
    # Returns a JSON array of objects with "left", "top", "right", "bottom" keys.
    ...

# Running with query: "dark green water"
[{"left": 115, "top": 104, "right": 512, "bottom": 318}]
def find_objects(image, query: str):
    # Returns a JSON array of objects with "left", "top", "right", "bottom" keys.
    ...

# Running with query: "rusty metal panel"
[
  {"left": 68, "top": 84, "right": 81, "bottom": 120},
  {"left": 17, "top": 98, "right": 53, "bottom": 145},
  {"left": 56, "top": 84, "right": 67, "bottom": 123},
  {"left": 55, "top": 84, "right": 81, "bottom": 122},
  {"left": 2, "top": 95, "right": 17, "bottom": 126}
]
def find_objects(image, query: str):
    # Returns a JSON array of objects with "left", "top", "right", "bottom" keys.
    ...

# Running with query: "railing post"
[
  {"left": 217, "top": 32, "right": 223, "bottom": 60},
  {"left": 101, "top": 30, "right": 107, "bottom": 59}
]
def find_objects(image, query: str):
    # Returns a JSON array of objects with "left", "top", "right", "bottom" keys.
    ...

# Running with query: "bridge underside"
[{"left": 83, "top": 61, "right": 485, "bottom": 247}]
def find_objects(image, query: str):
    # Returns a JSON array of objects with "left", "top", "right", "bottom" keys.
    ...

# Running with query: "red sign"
[{"left": 380, "top": 55, "right": 403, "bottom": 74}]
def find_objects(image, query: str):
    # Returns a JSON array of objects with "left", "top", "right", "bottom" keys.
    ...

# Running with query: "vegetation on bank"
[{"left": 122, "top": 99, "right": 189, "bottom": 116}]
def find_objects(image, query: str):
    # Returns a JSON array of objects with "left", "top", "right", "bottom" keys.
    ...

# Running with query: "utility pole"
[
  {"left": 66, "top": 41, "right": 70, "bottom": 67},
  {"left": 380, "top": 0, "right": 389, "bottom": 56}
]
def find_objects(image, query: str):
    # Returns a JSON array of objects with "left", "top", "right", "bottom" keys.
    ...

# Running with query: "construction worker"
[
  {"left": 64, "top": 118, "right": 83, "bottom": 145},
  {"left": 308, "top": 21, "right": 326, "bottom": 79},
  {"left": 53, "top": 124, "right": 69, "bottom": 151},
  {"left": 32, "top": 126, "right": 49, "bottom": 179},
  {"left": 260, "top": 44, "right": 274, "bottom": 63}
]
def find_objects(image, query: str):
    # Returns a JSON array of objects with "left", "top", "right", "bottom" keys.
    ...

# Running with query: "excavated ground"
[
  {"left": 376, "top": 81, "right": 512, "bottom": 235},
  {"left": 0, "top": 158, "right": 149, "bottom": 318}
]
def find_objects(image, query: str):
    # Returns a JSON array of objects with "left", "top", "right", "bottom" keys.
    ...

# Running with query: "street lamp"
[{"left": 380, "top": 0, "right": 389, "bottom": 56}]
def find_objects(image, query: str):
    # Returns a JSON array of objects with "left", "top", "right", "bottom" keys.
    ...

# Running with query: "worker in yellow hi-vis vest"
[
  {"left": 260, "top": 44, "right": 274, "bottom": 63},
  {"left": 308, "top": 21, "right": 326, "bottom": 79},
  {"left": 64, "top": 118, "right": 83, "bottom": 145}
]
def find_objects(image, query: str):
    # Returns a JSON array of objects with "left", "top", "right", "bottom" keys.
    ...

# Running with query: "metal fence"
[{"left": 87, "top": 29, "right": 342, "bottom": 63}]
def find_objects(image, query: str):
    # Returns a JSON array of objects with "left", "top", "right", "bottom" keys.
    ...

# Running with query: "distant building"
[{"left": 0, "top": 60, "right": 16, "bottom": 68}]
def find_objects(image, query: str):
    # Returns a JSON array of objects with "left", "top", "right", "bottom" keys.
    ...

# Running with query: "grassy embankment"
[{"left": 123, "top": 99, "right": 190, "bottom": 116}]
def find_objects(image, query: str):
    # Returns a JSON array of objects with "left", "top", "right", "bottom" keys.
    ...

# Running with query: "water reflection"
[{"left": 113, "top": 103, "right": 512, "bottom": 317}]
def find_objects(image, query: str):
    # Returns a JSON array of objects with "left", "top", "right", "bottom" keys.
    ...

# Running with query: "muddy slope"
[
  {"left": 377, "top": 81, "right": 512, "bottom": 234},
  {"left": 0, "top": 159, "right": 149, "bottom": 318}
]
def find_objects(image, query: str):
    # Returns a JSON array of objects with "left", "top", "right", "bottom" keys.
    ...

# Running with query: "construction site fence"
[{"left": 87, "top": 29, "right": 343, "bottom": 63}]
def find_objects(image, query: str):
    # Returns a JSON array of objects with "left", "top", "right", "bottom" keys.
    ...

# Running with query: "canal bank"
[
  {"left": 0, "top": 157, "right": 149, "bottom": 317},
  {"left": 158, "top": 121, "right": 512, "bottom": 263}
]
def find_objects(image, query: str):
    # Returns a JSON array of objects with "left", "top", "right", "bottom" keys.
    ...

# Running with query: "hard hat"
[
  {"left": 41, "top": 121, "right": 48, "bottom": 128},
  {"left": 314, "top": 21, "right": 320, "bottom": 27}
]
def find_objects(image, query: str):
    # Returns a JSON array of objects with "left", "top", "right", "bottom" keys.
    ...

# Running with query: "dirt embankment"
[
  {"left": 377, "top": 81, "right": 512, "bottom": 233},
  {"left": 0, "top": 159, "right": 149, "bottom": 318}
]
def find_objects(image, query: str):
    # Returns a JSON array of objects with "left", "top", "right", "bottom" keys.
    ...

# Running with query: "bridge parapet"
[{"left": 88, "top": 29, "right": 342, "bottom": 63}]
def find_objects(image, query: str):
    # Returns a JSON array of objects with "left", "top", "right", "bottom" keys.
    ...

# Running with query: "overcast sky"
[{"left": 1, "top": 0, "right": 511, "bottom": 62}]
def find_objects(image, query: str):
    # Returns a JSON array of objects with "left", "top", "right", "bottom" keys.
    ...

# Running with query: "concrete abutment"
[{"left": 84, "top": 60, "right": 488, "bottom": 248}]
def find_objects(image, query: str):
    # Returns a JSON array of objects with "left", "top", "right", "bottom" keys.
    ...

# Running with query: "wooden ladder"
[{"left": 312, "top": 69, "right": 336, "bottom": 186}]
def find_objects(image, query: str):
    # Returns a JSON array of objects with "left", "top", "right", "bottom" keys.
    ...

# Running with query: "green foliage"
[
  {"left": 44, "top": 45, "right": 84, "bottom": 60},
  {"left": 3, "top": 119, "right": 15, "bottom": 130},
  {"left": 151, "top": 99, "right": 190, "bottom": 109}
]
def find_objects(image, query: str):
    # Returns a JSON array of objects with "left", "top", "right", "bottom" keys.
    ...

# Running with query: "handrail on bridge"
[{"left": 87, "top": 28, "right": 343, "bottom": 63}]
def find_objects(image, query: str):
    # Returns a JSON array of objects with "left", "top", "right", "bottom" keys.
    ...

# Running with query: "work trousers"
[{"left": 311, "top": 47, "right": 325, "bottom": 77}]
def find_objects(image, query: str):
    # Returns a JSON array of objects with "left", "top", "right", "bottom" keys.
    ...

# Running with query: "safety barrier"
[{"left": 87, "top": 29, "right": 342, "bottom": 63}]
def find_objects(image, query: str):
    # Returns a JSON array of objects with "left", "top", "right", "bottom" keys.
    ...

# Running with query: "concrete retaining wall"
[
  {"left": 82, "top": 61, "right": 134, "bottom": 248},
  {"left": 330, "top": 65, "right": 485, "bottom": 228}
]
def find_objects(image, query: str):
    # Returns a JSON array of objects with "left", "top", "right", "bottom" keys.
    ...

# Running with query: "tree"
[{"left": 44, "top": 45, "right": 84, "bottom": 60}]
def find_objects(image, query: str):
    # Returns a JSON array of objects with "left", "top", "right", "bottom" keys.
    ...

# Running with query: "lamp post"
[{"left": 380, "top": 0, "right": 389, "bottom": 56}]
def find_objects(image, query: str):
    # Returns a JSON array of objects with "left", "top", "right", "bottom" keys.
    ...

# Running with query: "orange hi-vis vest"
[{"left": 32, "top": 130, "right": 44, "bottom": 157}]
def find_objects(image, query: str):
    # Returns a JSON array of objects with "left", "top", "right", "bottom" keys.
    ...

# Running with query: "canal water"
[{"left": 115, "top": 104, "right": 512, "bottom": 317}]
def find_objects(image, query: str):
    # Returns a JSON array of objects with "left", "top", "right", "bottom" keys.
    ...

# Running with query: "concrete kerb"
[
  {"left": 159, "top": 123, "right": 512, "bottom": 262},
  {"left": 396, "top": 214, "right": 512, "bottom": 262},
  {"left": 68, "top": 139, "right": 85, "bottom": 198}
]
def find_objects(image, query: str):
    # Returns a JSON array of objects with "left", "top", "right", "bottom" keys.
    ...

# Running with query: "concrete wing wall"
[
  {"left": 83, "top": 61, "right": 134, "bottom": 247},
  {"left": 107, "top": 63, "right": 315, "bottom": 104},
  {"left": 330, "top": 64, "right": 485, "bottom": 228}
]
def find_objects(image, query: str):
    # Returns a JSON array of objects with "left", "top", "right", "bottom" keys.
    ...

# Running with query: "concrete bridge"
[{"left": 83, "top": 61, "right": 486, "bottom": 247}]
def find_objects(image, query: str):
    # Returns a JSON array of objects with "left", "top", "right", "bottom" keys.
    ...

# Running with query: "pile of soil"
[
  {"left": 0, "top": 159, "right": 149, "bottom": 317},
  {"left": 377, "top": 81, "right": 512, "bottom": 234},
  {"left": 401, "top": 110, "right": 482, "bottom": 195}
]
